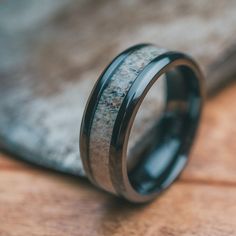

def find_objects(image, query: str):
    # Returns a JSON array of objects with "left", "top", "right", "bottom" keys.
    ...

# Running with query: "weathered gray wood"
[{"left": 0, "top": 0, "right": 236, "bottom": 176}]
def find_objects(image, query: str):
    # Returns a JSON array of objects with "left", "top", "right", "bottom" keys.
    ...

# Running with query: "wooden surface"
[{"left": 1, "top": 82, "right": 236, "bottom": 236}]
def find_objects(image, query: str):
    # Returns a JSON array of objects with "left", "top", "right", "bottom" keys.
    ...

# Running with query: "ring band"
[{"left": 80, "top": 44, "right": 204, "bottom": 203}]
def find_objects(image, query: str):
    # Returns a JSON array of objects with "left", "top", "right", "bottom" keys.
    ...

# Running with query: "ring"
[{"left": 80, "top": 44, "right": 204, "bottom": 203}]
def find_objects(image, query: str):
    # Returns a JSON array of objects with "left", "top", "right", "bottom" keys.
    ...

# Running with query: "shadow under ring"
[{"left": 80, "top": 44, "right": 204, "bottom": 203}]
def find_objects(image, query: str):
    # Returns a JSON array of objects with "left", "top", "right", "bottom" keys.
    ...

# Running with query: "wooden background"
[
  {"left": 1, "top": 1, "right": 236, "bottom": 235},
  {"left": 0, "top": 81, "right": 236, "bottom": 235}
]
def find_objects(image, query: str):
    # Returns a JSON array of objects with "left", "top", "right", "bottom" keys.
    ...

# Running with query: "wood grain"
[{"left": 0, "top": 82, "right": 236, "bottom": 236}]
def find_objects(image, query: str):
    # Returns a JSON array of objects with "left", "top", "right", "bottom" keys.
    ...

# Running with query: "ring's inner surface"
[
  {"left": 127, "top": 65, "right": 201, "bottom": 195},
  {"left": 127, "top": 74, "right": 166, "bottom": 170}
]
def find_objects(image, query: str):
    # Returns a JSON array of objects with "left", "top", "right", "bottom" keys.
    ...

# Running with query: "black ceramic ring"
[{"left": 80, "top": 44, "right": 204, "bottom": 203}]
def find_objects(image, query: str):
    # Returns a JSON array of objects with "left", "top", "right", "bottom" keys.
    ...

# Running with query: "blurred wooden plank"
[
  {"left": 0, "top": 165, "right": 236, "bottom": 236},
  {"left": 0, "top": 153, "right": 29, "bottom": 171},
  {"left": 183, "top": 82, "right": 236, "bottom": 184},
  {"left": 0, "top": 82, "right": 236, "bottom": 235}
]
